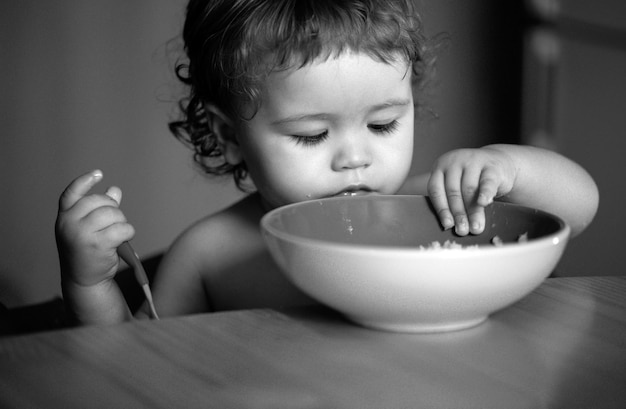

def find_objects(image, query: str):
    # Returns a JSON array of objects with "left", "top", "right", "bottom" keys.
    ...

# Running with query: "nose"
[{"left": 331, "top": 134, "right": 372, "bottom": 171}]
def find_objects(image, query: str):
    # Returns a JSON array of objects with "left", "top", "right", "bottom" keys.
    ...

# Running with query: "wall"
[
  {"left": 0, "top": 1, "right": 520, "bottom": 307},
  {"left": 522, "top": 0, "right": 626, "bottom": 276},
  {"left": 0, "top": 0, "right": 244, "bottom": 307},
  {"left": 412, "top": 0, "right": 523, "bottom": 173}
]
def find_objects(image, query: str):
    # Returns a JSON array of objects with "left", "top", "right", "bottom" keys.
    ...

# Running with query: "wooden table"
[{"left": 1, "top": 276, "right": 625, "bottom": 408}]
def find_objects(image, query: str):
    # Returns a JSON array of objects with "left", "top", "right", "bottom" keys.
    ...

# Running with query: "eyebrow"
[
  {"left": 271, "top": 98, "right": 412, "bottom": 126},
  {"left": 271, "top": 113, "right": 330, "bottom": 126},
  {"left": 366, "top": 98, "right": 412, "bottom": 115}
]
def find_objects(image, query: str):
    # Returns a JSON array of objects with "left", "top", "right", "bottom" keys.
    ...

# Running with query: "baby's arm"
[
  {"left": 55, "top": 170, "right": 135, "bottom": 324},
  {"left": 402, "top": 144, "right": 599, "bottom": 238},
  {"left": 481, "top": 144, "right": 597, "bottom": 237}
]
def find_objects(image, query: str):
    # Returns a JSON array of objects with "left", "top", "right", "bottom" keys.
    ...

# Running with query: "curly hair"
[{"left": 169, "top": 0, "right": 440, "bottom": 191}]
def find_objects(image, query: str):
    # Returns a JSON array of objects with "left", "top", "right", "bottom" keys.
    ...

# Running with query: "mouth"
[{"left": 332, "top": 185, "right": 375, "bottom": 197}]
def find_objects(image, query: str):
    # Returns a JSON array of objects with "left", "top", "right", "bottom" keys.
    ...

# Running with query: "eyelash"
[
  {"left": 369, "top": 120, "right": 399, "bottom": 134},
  {"left": 290, "top": 120, "right": 399, "bottom": 147},
  {"left": 291, "top": 131, "right": 329, "bottom": 147}
]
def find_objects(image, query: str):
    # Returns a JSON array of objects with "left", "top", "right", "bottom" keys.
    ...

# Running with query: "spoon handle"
[{"left": 118, "top": 241, "right": 159, "bottom": 320}]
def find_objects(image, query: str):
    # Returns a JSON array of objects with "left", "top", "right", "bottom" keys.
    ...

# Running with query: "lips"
[{"left": 333, "top": 185, "right": 375, "bottom": 197}]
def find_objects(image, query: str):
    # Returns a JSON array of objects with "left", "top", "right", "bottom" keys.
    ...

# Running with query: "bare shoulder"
[
  {"left": 172, "top": 193, "right": 265, "bottom": 262},
  {"left": 148, "top": 194, "right": 264, "bottom": 315},
  {"left": 151, "top": 194, "right": 313, "bottom": 314}
]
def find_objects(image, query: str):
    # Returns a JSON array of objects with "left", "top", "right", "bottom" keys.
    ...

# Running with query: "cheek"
[
  {"left": 240, "top": 141, "right": 321, "bottom": 204},
  {"left": 378, "top": 128, "right": 414, "bottom": 193},
  {"left": 400, "top": 130, "right": 415, "bottom": 169},
  {"left": 239, "top": 141, "right": 279, "bottom": 185}
]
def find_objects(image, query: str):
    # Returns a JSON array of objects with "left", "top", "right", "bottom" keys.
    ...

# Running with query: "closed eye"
[
  {"left": 289, "top": 120, "right": 398, "bottom": 146},
  {"left": 290, "top": 130, "right": 329, "bottom": 146},
  {"left": 368, "top": 120, "right": 399, "bottom": 134}
]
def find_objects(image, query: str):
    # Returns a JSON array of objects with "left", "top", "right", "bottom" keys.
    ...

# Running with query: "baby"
[{"left": 55, "top": 0, "right": 599, "bottom": 324}]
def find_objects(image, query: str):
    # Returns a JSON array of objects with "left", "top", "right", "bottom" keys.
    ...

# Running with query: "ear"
[{"left": 206, "top": 104, "right": 243, "bottom": 165}]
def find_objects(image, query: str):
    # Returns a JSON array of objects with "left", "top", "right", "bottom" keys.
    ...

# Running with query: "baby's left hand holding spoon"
[{"left": 55, "top": 169, "right": 136, "bottom": 288}]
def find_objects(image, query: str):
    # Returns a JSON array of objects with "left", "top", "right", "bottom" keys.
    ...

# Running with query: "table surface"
[{"left": 1, "top": 276, "right": 625, "bottom": 409}]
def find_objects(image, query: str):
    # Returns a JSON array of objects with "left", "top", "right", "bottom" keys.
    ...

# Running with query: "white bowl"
[{"left": 261, "top": 195, "right": 570, "bottom": 333}]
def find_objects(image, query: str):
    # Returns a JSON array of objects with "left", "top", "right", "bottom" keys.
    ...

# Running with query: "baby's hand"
[
  {"left": 428, "top": 147, "right": 516, "bottom": 236},
  {"left": 55, "top": 170, "right": 135, "bottom": 287}
]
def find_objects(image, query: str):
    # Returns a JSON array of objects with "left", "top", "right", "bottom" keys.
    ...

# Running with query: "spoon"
[{"left": 118, "top": 241, "right": 159, "bottom": 320}]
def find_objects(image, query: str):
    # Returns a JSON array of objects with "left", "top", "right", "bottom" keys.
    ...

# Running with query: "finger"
[
  {"left": 466, "top": 205, "right": 486, "bottom": 235},
  {"left": 444, "top": 169, "right": 469, "bottom": 236},
  {"left": 427, "top": 170, "right": 454, "bottom": 230},
  {"left": 460, "top": 168, "right": 484, "bottom": 234},
  {"left": 104, "top": 186, "right": 123, "bottom": 206},
  {"left": 83, "top": 205, "right": 129, "bottom": 233},
  {"left": 477, "top": 168, "right": 500, "bottom": 207},
  {"left": 97, "top": 221, "right": 136, "bottom": 248},
  {"left": 466, "top": 168, "right": 500, "bottom": 235},
  {"left": 59, "top": 170, "right": 104, "bottom": 212},
  {"left": 460, "top": 167, "right": 481, "bottom": 205},
  {"left": 66, "top": 192, "right": 121, "bottom": 221}
]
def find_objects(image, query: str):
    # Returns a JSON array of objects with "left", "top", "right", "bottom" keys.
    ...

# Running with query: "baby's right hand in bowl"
[
  {"left": 55, "top": 170, "right": 135, "bottom": 287},
  {"left": 427, "top": 147, "right": 515, "bottom": 236}
]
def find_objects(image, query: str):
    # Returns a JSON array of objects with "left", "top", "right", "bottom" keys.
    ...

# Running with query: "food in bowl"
[
  {"left": 261, "top": 195, "right": 570, "bottom": 333},
  {"left": 420, "top": 233, "right": 528, "bottom": 250},
  {"left": 418, "top": 240, "right": 476, "bottom": 250}
]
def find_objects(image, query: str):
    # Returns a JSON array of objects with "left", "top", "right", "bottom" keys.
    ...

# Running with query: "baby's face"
[{"left": 236, "top": 52, "right": 415, "bottom": 210}]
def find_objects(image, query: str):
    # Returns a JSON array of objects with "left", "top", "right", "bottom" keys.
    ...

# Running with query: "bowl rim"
[{"left": 260, "top": 195, "right": 571, "bottom": 255}]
